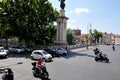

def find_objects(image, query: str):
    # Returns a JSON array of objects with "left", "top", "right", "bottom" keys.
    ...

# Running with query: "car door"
[
  {"left": 33, "top": 52, "right": 41, "bottom": 59},
  {"left": 57, "top": 48, "right": 63, "bottom": 54},
  {"left": 36, "top": 52, "right": 43, "bottom": 59}
]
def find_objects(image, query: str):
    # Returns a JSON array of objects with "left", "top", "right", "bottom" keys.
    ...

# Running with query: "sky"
[{"left": 49, "top": 0, "right": 120, "bottom": 34}]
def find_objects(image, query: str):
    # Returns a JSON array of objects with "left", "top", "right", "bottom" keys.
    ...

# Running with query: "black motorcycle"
[
  {"left": 31, "top": 62, "right": 49, "bottom": 79},
  {"left": 1, "top": 68, "right": 14, "bottom": 80},
  {"left": 93, "top": 48, "right": 109, "bottom": 62},
  {"left": 0, "top": 62, "right": 23, "bottom": 80},
  {"left": 95, "top": 53, "right": 109, "bottom": 62}
]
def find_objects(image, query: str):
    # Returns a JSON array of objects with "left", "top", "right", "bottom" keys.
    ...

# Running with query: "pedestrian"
[{"left": 112, "top": 44, "right": 115, "bottom": 51}]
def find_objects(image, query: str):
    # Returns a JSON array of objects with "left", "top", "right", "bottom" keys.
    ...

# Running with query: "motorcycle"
[
  {"left": 93, "top": 48, "right": 109, "bottom": 62},
  {"left": 0, "top": 62, "right": 23, "bottom": 80},
  {"left": 95, "top": 53, "right": 109, "bottom": 62},
  {"left": 31, "top": 62, "right": 49, "bottom": 79},
  {"left": 1, "top": 68, "right": 14, "bottom": 80}
]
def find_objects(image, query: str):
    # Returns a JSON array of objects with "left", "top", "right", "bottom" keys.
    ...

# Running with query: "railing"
[{"left": 32, "top": 43, "right": 96, "bottom": 50}]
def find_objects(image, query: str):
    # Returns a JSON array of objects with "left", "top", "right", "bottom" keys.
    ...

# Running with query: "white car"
[
  {"left": 31, "top": 50, "right": 52, "bottom": 61},
  {"left": 0, "top": 47, "right": 8, "bottom": 58},
  {"left": 9, "top": 46, "right": 24, "bottom": 53},
  {"left": 56, "top": 48, "right": 67, "bottom": 55},
  {"left": 9, "top": 46, "right": 32, "bottom": 53}
]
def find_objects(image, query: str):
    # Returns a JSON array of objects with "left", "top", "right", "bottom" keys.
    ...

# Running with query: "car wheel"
[
  {"left": 63, "top": 53, "right": 67, "bottom": 55},
  {"left": 5, "top": 55, "right": 8, "bottom": 58}
]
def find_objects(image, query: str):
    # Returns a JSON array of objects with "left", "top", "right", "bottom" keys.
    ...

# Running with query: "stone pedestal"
[{"left": 55, "top": 9, "right": 68, "bottom": 46}]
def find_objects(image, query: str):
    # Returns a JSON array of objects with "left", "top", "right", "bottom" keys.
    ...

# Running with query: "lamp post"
[
  {"left": 86, "top": 23, "right": 91, "bottom": 49},
  {"left": 86, "top": 24, "right": 89, "bottom": 49}
]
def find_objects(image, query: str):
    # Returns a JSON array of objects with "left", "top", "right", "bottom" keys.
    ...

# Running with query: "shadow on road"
[
  {"left": 8, "top": 53, "right": 30, "bottom": 59},
  {"left": 62, "top": 50, "right": 95, "bottom": 59}
]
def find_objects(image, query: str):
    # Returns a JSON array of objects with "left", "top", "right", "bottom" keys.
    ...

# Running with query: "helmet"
[{"left": 96, "top": 48, "right": 98, "bottom": 50}]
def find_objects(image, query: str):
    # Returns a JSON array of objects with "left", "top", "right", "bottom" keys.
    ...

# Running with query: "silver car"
[
  {"left": 0, "top": 47, "right": 8, "bottom": 58},
  {"left": 31, "top": 50, "right": 52, "bottom": 61},
  {"left": 56, "top": 48, "right": 67, "bottom": 55}
]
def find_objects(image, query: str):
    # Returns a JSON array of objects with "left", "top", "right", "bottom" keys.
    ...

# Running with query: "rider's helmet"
[{"left": 96, "top": 48, "right": 98, "bottom": 50}]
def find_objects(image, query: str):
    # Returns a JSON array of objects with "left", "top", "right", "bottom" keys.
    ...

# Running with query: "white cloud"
[
  {"left": 69, "top": 8, "right": 90, "bottom": 14},
  {"left": 69, "top": 10, "right": 73, "bottom": 13},
  {"left": 74, "top": 8, "right": 90, "bottom": 14},
  {"left": 70, "top": 19, "right": 77, "bottom": 23}
]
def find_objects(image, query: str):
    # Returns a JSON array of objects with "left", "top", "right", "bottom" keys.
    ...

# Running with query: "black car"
[{"left": 43, "top": 48, "right": 60, "bottom": 57}]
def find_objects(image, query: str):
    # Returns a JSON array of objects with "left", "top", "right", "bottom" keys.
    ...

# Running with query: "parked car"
[
  {"left": 56, "top": 48, "right": 67, "bottom": 55},
  {"left": 30, "top": 50, "right": 52, "bottom": 61},
  {"left": 43, "top": 48, "right": 60, "bottom": 57},
  {"left": 9, "top": 46, "right": 24, "bottom": 53},
  {"left": 0, "top": 47, "right": 8, "bottom": 58},
  {"left": 9, "top": 46, "right": 33, "bottom": 54}
]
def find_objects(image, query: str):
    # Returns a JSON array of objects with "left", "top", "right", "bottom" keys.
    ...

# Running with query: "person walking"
[{"left": 112, "top": 44, "right": 115, "bottom": 51}]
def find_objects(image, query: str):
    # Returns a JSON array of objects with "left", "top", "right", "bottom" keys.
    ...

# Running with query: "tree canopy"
[
  {"left": 67, "top": 28, "right": 73, "bottom": 45},
  {"left": 92, "top": 29, "right": 103, "bottom": 43},
  {"left": 0, "top": 0, "right": 59, "bottom": 46}
]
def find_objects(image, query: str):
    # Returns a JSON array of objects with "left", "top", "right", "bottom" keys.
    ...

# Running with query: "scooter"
[
  {"left": 95, "top": 54, "right": 109, "bottom": 62},
  {"left": 0, "top": 62, "right": 23, "bottom": 80},
  {"left": 93, "top": 48, "right": 109, "bottom": 62},
  {"left": 1, "top": 68, "right": 14, "bottom": 80},
  {"left": 31, "top": 62, "right": 49, "bottom": 79}
]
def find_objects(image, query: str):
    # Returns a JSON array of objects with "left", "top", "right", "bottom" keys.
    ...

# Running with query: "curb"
[{"left": 70, "top": 45, "right": 99, "bottom": 52}]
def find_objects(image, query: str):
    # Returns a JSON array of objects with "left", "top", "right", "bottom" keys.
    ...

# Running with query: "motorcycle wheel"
[
  {"left": 33, "top": 72, "right": 37, "bottom": 77},
  {"left": 41, "top": 71, "right": 49, "bottom": 79},
  {"left": 95, "top": 57, "right": 98, "bottom": 62},
  {"left": 2, "top": 74, "right": 6, "bottom": 80},
  {"left": 105, "top": 58, "right": 109, "bottom": 63}
]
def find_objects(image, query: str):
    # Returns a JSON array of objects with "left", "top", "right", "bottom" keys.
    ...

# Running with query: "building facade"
[
  {"left": 102, "top": 32, "right": 120, "bottom": 45},
  {"left": 72, "top": 29, "right": 82, "bottom": 44}
]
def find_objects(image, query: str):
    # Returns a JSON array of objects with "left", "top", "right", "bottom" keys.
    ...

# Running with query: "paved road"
[{"left": 0, "top": 45, "right": 120, "bottom": 80}]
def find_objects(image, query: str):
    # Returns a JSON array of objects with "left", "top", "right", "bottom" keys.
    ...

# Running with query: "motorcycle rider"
[
  {"left": 36, "top": 58, "right": 43, "bottom": 67},
  {"left": 2, "top": 68, "right": 14, "bottom": 80},
  {"left": 97, "top": 50, "right": 103, "bottom": 58},
  {"left": 93, "top": 48, "right": 100, "bottom": 55},
  {"left": 36, "top": 58, "right": 44, "bottom": 74}
]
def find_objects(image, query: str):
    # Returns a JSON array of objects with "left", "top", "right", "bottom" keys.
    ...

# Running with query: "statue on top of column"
[{"left": 59, "top": 0, "right": 65, "bottom": 10}]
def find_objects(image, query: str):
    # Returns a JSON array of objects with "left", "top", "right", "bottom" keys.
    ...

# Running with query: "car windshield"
[
  {"left": 42, "top": 51, "right": 48, "bottom": 55},
  {"left": 0, "top": 48, "right": 4, "bottom": 52},
  {"left": 57, "top": 48, "right": 64, "bottom": 50},
  {"left": 11, "top": 46, "right": 19, "bottom": 48}
]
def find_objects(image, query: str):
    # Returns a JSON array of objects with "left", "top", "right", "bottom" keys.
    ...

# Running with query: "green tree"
[
  {"left": 92, "top": 29, "right": 103, "bottom": 44},
  {"left": 67, "top": 28, "right": 73, "bottom": 45},
  {"left": 0, "top": 0, "right": 59, "bottom": 46}
]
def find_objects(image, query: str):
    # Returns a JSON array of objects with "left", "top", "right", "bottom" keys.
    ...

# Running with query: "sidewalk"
[{"left": 70, "top": 45, "right": 98, "bottom": 52}]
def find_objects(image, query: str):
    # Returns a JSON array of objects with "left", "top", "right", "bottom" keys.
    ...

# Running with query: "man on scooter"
[
  {"left": 93, "top": 48, "right": 100, "bottom": 55},
  {"left": 97, "top": 50, "right": 103, "bottom": 59},
  {"left": 36, "top": 58, "right": 43, "bottom": 67},
  {"left": 36, "top": 58, "right": 44, "bottom": 74}
]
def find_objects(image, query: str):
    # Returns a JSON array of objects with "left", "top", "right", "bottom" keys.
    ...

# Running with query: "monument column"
[
  {"left": 55, "top": 0, "right": 68, "bottom": 46},
  {"left": 55, "top": 10, "right": 68, "bottom": 45}
]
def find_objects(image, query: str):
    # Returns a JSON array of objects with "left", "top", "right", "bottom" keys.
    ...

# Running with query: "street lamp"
[{"left": 86, "top": 24, "right": 89, "bottom": 49}]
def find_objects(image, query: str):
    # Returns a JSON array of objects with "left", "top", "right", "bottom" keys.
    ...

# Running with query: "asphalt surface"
[{"left": 0, "top": 45, "right": 120, "bottom": 80}]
